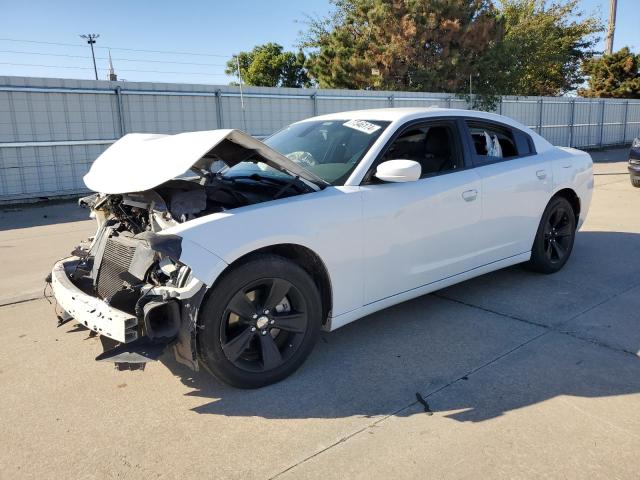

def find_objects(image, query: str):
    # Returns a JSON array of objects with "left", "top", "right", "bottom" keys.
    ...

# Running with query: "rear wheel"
[
  {"left": 526, "top": 196, "right": 576, "bottom": 274},
  {"left": 197, "top": 255, "right": 321, "bottom": 388},
  {"left": 631, "top": 176, "right": 640, "bottom": 188}
]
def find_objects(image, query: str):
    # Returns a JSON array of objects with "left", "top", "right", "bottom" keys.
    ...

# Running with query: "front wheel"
[
  {"left": 526, "top": 196, "right": 576, "bottom": 274},
  {"left": 197, "top": 255, "right": 322, "bottom": 388}
]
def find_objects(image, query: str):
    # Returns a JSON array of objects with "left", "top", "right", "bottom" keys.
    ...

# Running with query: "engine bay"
[{"left": 81, "top": 172, "right": 314, "bottom": 235}]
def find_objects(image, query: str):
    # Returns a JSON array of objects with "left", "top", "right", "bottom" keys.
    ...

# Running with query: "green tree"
[
  {"left": 299, "top": 0, "right": 601, "bottom": 107},
  {"left": 225, "top": 43, "right": 311, "bottom": 88},
  {"left": 301, "top": 0, "right": 502, "bottom": 95},
  {"left": 579, "top": 47, "right": 640, "bottom": 98},
  {"left": 489, "top": 0, "right": 602, "bottom": 96}
]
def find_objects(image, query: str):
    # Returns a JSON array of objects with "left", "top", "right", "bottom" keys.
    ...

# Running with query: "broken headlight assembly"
[{"left": 150, "top": 256, "right": 192, "bottom": 289}]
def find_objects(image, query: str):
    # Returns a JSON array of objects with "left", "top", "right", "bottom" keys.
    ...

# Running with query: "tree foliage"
[
  {"left": 301, "top": 0, "right": 501, "bottom": 94},
  {"left": 491, "top": 0, "right": 602, "bottom": 96},
  {"left": 579, "top": 47, "right": 640, "bottom": 98},
  {"left": 225, "top": 43, "right": 310, "bottom": 88},
  {"left": 298, "top": 0, "right": 602, "bottom": 105}
]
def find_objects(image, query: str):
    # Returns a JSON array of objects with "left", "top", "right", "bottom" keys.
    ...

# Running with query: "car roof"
[
  {"left": 308, "top": 107, "right": 505, "bottom": 123},
  {"left": 300, "top": 107, "right": 553, "bottom": 151}
]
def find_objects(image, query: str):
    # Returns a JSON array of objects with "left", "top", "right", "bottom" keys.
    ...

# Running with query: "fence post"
[
  {"left": 568, "top": 99, "right": 576, "bottom": 148},
  {"left": 622, "top": 100, "right": 629, "bottom": 144},
  {"left": 537, "top": 98, "right": 543, "bottom": 134},
  {"left": 598, "top": 100, "right": 605, "bottom": 148},
  {"left": 498, "top": 97, "right": 503, "bottom": 115},
  {"left": 447, "top": 96, "right": 452, "bottom": 109},
  {"left": 311, "top": 92, "right": 318, "bottom": 116},
  {"left": 214, "top": 89, "right": 224, "bottom": 128},
  {"left": 388, "top": 94, "right": 395, "bottom": 108},
  {"left": 114, "top": 86, "right": 126, "bottom": 137}
]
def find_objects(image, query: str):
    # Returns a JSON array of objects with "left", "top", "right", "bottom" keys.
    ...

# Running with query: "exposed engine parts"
[{"left": 63, "top": 172, "right": 312, "bottom": 367}]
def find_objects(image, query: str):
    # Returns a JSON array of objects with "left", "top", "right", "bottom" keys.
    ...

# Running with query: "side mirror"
[{"left": 374, "top": 159, "right": 421, "bottom": 183}]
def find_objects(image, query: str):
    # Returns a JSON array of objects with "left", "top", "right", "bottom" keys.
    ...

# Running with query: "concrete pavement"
[{"left": 0, "top": 150, "right": 638, "bottom": 479}]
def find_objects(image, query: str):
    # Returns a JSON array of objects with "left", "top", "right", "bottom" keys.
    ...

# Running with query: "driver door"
[{"left": 360, "top": 120, "right": 483, "bottom": 304}]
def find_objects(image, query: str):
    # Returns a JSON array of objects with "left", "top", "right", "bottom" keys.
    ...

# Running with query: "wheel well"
[
  {"left": 216, "top": 244, "right": 333, "bottom": 325},
  {"left": 552, "top": 188, "right": 581, "bottom": 226}
]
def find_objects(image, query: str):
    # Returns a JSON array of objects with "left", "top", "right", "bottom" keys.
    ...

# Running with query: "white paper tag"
[{"left": 343, "top": 119, "right": 382, "bottom": 134}]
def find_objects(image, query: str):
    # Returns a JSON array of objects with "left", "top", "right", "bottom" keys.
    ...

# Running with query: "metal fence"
[{"left": 1, "top": 76, "right": 639, "bottom": 203}]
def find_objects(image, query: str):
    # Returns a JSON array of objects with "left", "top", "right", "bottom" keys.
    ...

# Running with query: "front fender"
[
  {"left": 178, "top": 237, "right": 229, "bottom": 287},
  {"left": 161, "top": 186, "right": 364, "bottom": 317}
]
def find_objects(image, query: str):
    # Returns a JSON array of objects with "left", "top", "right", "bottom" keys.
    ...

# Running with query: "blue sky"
[{"left": 0, "top": 0, "right": 636, "bottom": 85}]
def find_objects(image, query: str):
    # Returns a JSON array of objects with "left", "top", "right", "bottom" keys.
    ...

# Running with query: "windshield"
[{"left": 222, "top": 120, "right": 390, "bottom": 185}]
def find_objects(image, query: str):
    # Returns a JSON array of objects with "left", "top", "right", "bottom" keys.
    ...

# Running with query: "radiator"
[{"left": 95, "top": 235, "right": 138, "bottom": 301}]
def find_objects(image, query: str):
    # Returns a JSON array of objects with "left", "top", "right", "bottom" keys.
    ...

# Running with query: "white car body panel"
[
  {"left": 360, "top": 168, "right": 482, "bottom": 304},
  {"left": 156, "top": 108, "right": 592, "bottom": 332},
  {"left": 473, "top": 154, "right": 553, "bottom": 262},
  {"left": 60, "top": 108, "right": 593, "bottom": 341},
  {"left": 550, "top": 146, "right": 594, "bottom": 228},
  {"left": 164, "top": 186, "right": 366, "bottom": 317}
]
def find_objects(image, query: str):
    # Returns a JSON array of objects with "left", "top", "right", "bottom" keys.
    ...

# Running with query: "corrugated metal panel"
[{"left": 1, "top": 75, "right": 639, "bottom": 203}]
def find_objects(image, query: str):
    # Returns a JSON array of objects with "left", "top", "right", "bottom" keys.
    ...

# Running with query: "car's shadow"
[{"left": 161, "top": 230, "right": 640, "bottom": 422}]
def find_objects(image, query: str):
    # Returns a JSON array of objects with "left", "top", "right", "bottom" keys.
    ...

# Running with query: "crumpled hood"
[{"left": 83, "top": 129, "right": 328, "bottom": 194}]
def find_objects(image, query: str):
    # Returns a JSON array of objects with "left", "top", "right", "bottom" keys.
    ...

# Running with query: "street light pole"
[{"left": 80, "top": 34, "right": 100, "bottom": 80}]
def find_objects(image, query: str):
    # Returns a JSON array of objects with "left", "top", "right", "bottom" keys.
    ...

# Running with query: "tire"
[
  {"left": 526, "top": 196, "right": 576, "bottom": 274},
  {"left": 197, "top": 254, "right": 322, "bottom": 388},
  {"left": 631, "top": 176, "right": 640, "bottom": 188}
]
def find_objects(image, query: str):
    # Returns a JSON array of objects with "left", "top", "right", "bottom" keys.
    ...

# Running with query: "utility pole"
[
  {"left": 604, "top": 0, "right": 617, "bottom": 55},
  {"left": 80, "top": 33, "right": 100, "bottom": 80},
  {"left": 235, "top": 55, "right": 247, "bottom": 131}
]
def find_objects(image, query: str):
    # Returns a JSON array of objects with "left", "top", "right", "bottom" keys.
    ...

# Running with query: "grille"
[{"left": 96, "top": 236, "right": 138, "bottom": 300}]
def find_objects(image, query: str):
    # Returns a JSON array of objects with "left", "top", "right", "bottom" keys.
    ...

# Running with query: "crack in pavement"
[
  {"left": 0, "top": 295, "right": 44, "bottom": 308},
  {"left": 271, "top": 283, "right": 640, "bottom": 478},
  {"left": 270, "top": 328, "right": 551, "bottom": 479},
  {"left": 435, "top": 279, "right": 640, "bottom": 358}
]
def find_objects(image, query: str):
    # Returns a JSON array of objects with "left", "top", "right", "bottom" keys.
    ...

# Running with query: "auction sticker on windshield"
[{"left": 343, "top": 119, "right": 382, "bottom": 134}]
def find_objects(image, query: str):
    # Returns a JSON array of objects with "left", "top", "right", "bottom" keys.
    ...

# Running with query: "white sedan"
[{"left": 49, "top": 108, "right": 593, "bottom": 388}]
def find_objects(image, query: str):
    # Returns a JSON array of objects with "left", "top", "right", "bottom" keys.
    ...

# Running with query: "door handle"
[
  {"left": 536, "top": 169, "right": 547, "bottom": 180},
  {"left": 462, "top": 189, "right": 478, "bottom": 202}
]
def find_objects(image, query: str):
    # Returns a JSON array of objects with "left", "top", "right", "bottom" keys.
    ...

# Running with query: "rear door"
[
  {"left": 461, "top": 119, "right": 552, "bottom": 263},
  {"left": 360, "top": 119, "right": 483, "bottom": 304}
]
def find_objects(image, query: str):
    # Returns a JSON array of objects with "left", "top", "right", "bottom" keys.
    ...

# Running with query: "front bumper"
[
  {"left": 628, "top": 161, "right": 640, "bottom": 179},
  {"left": 51, "top": 257, "right": 138, "bottom": 343}
]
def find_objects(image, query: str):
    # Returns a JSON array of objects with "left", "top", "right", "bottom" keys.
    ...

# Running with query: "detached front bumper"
[{"left": 51, "top": 257, "right": 138, "bottom": 343}]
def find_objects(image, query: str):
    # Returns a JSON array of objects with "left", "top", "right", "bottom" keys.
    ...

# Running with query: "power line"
[
  {"left": 0, "top": 62, "right": 95, "bottom": 70},
  {"left": 0, "top": 49, "right": 227, "bottom": 67},
  {"left": 0, "top": 37, "right": 231, "bottom": 58},
  {"left": 0, "top": 61, "right": 229, "bottom": 76},
  {"left": 97, "top": 45, "right": 231, "bottom": 58}
]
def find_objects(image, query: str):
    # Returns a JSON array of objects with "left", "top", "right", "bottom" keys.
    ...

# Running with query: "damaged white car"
[{"left": 48, "top": 108, "right": 593, "bottom": 388}]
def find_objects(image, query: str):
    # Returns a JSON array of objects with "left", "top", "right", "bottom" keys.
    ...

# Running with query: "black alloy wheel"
[
  {"left": 527, "top": 196, "right": 576, "bottom": 274},
  {"left": 198, "top": 255, "right": 321, "bottom": 388},
  {"left": 542, "top": 205, "right": 573, "bottom": 264},
  {"left": 220, "top": 277, "right": 308, "bottom": 372}
]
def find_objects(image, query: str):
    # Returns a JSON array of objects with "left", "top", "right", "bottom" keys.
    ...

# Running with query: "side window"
[
  {"left": 514, "top": 130, "right": 536, "bottom": 156},
  {"left": 466, "top": 121, "right": 518, "bottom": 161},
  {"left": 381, "top": 123, "right": 461, "bottom": 177}
]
